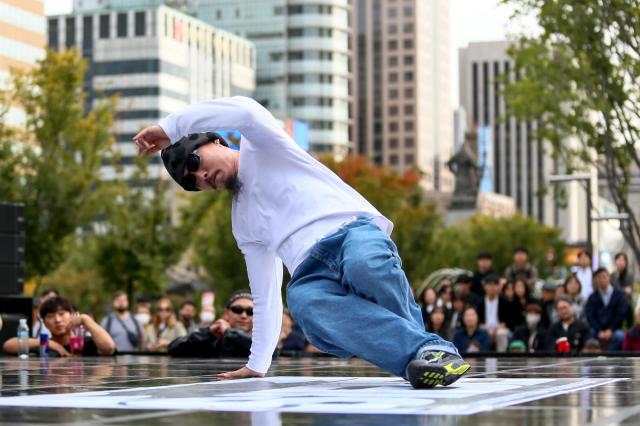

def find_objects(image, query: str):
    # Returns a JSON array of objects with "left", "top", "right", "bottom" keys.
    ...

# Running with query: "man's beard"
[
  {"left": 224, "top": 174, "right": 243, "bottom": 197},
  {"left": 116, "top": 307, "right": 128, "bottom": 313}
]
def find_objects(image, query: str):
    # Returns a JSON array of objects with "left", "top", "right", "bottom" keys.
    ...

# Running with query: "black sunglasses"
[
  {"left": 229, "top": 305, "right": 253, "bottom": 316},
  {"left": 182, "top": 151, "right": 201, "bottom": 191}
]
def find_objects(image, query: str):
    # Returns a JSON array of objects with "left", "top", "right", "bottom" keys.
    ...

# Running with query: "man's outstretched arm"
[
  {"left": 217, "top": 243, "right": 283, "bottom": 380},
  {"left": 134, "top": 96, "right": 289, "bottom": 155}
]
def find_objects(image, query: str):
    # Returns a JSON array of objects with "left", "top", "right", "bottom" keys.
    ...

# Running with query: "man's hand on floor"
[{"left": 216, "top": 366, "right": 265, "bottom": 381}]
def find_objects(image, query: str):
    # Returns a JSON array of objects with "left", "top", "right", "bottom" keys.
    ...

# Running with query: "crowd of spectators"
[
  {"left": 2, "top": 247, "right": 637, "bottom": 360},
  {"left": 420, "top": 248, "right": 639, "bottom": 354}
]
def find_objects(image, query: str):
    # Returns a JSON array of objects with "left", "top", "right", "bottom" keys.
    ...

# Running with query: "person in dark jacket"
[
  {"left": 169, "top": 291, "right": 254, "bottom": 358},
  {"left": 453, "top": 306, "right": 492, "bottom": 353},
  {"left": 585, "top": 268, "right": 629, "bottom": 351},
  {"left": 471, "top": 251, "right": 494, "bottom": 297},
  {"left": 511, "top": 303, "right": 552, "bottom": 353},
  {"left": 476, "top": 274, "right": 510, "bottom": 351},
  {"left": 549, "top": 296, "right": 591, "bottom": 354}
]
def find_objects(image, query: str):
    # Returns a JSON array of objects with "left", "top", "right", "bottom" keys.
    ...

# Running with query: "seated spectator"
[
  {"left": 133, "top": 303, "right": 151, "bottom": 329},
  {"left": 455, "top": 274, "right": 481, "bottom": 309},
  {"left": 563, "top": 274, "right": 586, "bottom": 319},
  {"left": 169, "top": 291, "right": 253, "bottom": 358},
  {"left": 472, "top": 251, "right": 494, "bottom": 297},
  {"left": 437, "top": 280, "right": 454, "bottom": 322},
  {"left": 540, "top": 281, "right": 558, "bottom": 328},
  {"left": 453, "top": 306, "right": 492, "bottom": 353},
  {"left": 279, "top": 309, "right": 305, "bottom": 352},
  {"left": 31, "top": 289, "right": 59, "bottom": 339},
  {"left": 476, "top": 274, "right": 510, "bottom": 351},
  {"left": 585, "top": 267, "right": 629, "bottom": 351},
  {"left": 549, "top": 296, "right": 591, "bottom": 354},
  {"left": 502, "top": 280, "right": 523, "bottom": 331},
  {"left": 3, "top": 296, "right": 115, "bottom": 357},
  {"left": 448, "top": 293, "right": 467, "bottom": 336},
  {"left": 145, "top": 298, "right": 187, "bottom": 352},
  {"left": 623, "top": 305, "right": 640, "bottom": 351},
  {"left": 612, "top": 252, "right": 634, "bottom": 297},
  {"left": 101, "top": 291, "right": 144, "bottom": 353},
  {"left": 418, "top": 287, "right": 438, "bottom": 325},
  {"left": 178, "top": 301, "right": 199, "bottom": 334},
  {"left": 504, "top": 246, "right": 539, "bottom": 291},
  {"left": 574, "top": 250, "right": 593, "bottom": 299},
  {"left": 582, "top": 338, "right": 602, "bottom": 354},
  {"left": 511, "top": 303, "right": 552, "bottom": 353},
  {"left": 426, "top": 306, "right": 451, "bottom": 340},
  {"left": 199, "top": 307, "right": 216, "bottom": 327}
]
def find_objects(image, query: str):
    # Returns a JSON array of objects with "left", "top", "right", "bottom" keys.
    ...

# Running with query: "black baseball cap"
[{"left": 161, "top": 132, "right": 228, "bottom": 192}]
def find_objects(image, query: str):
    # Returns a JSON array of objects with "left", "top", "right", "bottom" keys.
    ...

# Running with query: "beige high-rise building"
[
  {"left": 352, "top": 0, "right": 453, "bottom": 192},
  {"left": 0, "top": 0, "right": 46, "bottom": 125}
]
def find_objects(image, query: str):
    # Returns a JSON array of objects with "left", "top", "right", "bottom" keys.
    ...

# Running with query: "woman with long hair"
[
  {"left": 145, "top": 298, "right": 187, "bottom": 352},
  {"left": 426, "top": 306, "right": 451, "bottom": 340},
  {"left": 612, "top": 252, "right": 634, "bottom": 297},
  {"left": 563, "top": 274, "right": 586, "bottom": 319}
]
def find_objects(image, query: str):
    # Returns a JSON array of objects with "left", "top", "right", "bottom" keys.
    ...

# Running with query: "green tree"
[
  {"left": 501, "top": 0, "right": 640, "bottom": 264},
  {"left": 92, "top": 157, "right": 185, "bottom": 300},
  {"left": 0, "top": 49, "right": 116, "bottom": 283}
]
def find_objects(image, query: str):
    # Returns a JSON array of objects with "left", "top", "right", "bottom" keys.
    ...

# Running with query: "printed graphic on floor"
[{"left": 0, "top": 376, "right": 622, "bottom": 415}]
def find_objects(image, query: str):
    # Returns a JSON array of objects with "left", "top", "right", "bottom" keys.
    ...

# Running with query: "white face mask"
[
  {"left": 526, "top": 313, "right": 541, "bottom": 327},
  {"left": 200, "top": 311, "right": 215, "bottom": 323},
  {"left": 134, "top": 313, "right": 150, "bottom": 326}
]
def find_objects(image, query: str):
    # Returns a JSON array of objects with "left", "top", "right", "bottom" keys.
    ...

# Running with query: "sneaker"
[{"left": 405, "top": 350, "right": 470, "bottom": 389}]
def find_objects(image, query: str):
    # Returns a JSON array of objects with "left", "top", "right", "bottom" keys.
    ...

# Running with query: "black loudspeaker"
[
  {"left": 0, "top": 264, "right": 24, "bottom": 295},
  {"left": 0, "top": 235, "right": 25, "bottom": 264},
  {"left": 0, "top": 296, "right": 33, "bottom": 350},
  {"left": 0, "top": 203, "right": 25, "bottom": 295},
  {"left": 0, "top": 203, "right": 24, "bottom": 234}
]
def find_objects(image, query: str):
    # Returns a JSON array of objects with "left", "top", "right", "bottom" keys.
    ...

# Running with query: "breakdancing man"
[{"left": 134, "top": 96, "right": 470, "bottom": 388}]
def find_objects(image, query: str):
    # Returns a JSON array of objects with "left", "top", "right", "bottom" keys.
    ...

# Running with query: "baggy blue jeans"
[{"left": 286, "top": 217, "right": 460, "bottom": 377}]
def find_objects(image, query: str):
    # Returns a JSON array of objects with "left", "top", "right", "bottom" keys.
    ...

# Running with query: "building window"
[
  {"left": 390, "top": 138, "right": 398, "bottom": 148},
  {"left": 388, "top": 56, "right": 398, "bottom": 66},
  {"left": 404, "top": 88, "right": 413, "bottom": 98},
  {"left": 405, "top": 154, "right": 414, "bottom": 164},
  {"left": 387, "top": 7, "right": 397, "bottom": 18},
  {"left": 404, "top": 121, "right": 414, "bottom": 131},
  {"left": 235, "top": 8, "right": 240, "bottom": 18},
  {"left": 389, "top": 122, "right": 398, "bottom": 131},
  {"left": 389, "top": 105, "right": 398, "bottom": 115},
  {"left": 403, "top": 5, "right": 413, "bottom": 16},
  {"left": 117, "top": 13, "right": 127, "bottom": 37},
  {"left": 389, "top": 89, "right": 398, "bottom": 99},
  {"left": 48, "top": 18, "right": 58, "bottom": 49},
  {"left": 403, "top": 55, "right": 413, "bottom": 65},
  {"left": 405, "top": 137, "right": 414, "bottom": 148},
  {"left": 403, "top": 23, "right": 413, "bottom": 33},
  {"left": 388, "top": 24, "right": 397, "bottom": 34},
  {"left": 99, "top": 14, "right": 110, "bottom": 38},
  {"left": 388, "top": 40, "right": 398, "bottom": 50},
  {"left": 390, "top": 154, "right": 398, "bottom": 165},
  {"left": 216, "top": 9, "right": 222, "bottom": 19},
  {"left": 404, "top": 71, "right": 413, "bottom": 81},
  {"left": 389, "top": 72, "right": 398, "bottom": 82},
  {"left": 65, "top": 17, "right": 75, "bottom": 47},
  {"left": 404, "top": 104, "right": 414, "bottom": 114},
  {"left": 82, "top": 16, "right": 92, "bottom": 49},
  {"left": 135, "top": 11, "right": 145, "bottom": 36},
  {"left": 403, "top": 39, "right": 413, "bottom": 49}
]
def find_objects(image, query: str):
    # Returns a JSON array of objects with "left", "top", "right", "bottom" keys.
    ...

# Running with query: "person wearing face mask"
[
  {"left": 134, "top": 304, "right": 152, "bottom": 329},
  {"left": 510, "top": 303, "right": 551, "bottom": 353},
  {"left": 101, "top": 291, "right": 144, "bottom": 353},
  {"left": 169, "top": 291, "right": 256, "bottom": 358},
  {"left": 199, "top": 307, "right": 216, "bottom": 326}
]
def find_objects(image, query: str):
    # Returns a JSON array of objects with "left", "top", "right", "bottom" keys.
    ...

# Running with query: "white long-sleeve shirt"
[{"left": 159, "top": 96, "right": 392, "bottom": 373}]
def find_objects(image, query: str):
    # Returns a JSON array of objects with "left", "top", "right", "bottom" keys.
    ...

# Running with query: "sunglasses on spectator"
[
  {"left": 229, "top": 305, "right": 253, "bottom": 316},
  {"left": 157, "top": 307, "right": 171, "bottom": 312}
]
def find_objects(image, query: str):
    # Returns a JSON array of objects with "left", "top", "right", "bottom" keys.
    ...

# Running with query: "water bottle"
[
  {"left": 39, "top": 333, "right": 49, "bottom": 358},
  {"left": 17, "top": 319, "right": 29, "bottom": 359}
]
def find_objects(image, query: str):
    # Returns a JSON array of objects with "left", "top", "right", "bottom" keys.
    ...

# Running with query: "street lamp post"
[{"left": 549, "top": 173, "right": 593, "bottom": 250}]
